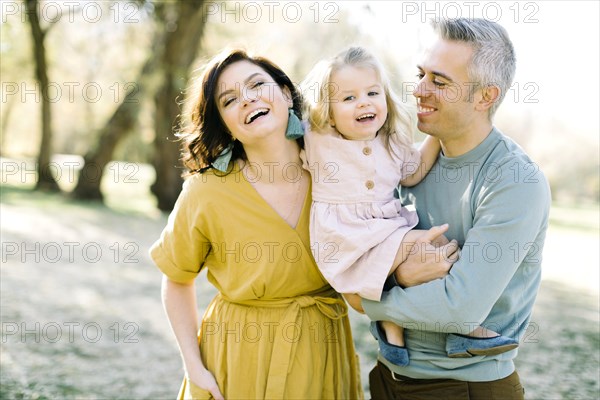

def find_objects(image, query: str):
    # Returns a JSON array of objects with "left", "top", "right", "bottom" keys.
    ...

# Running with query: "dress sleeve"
[
  {"left": 300, "top": 130, "right": 314, "bottom": 171},
  {"left": 149, "top": 176, "right": 211, "bottom": 283},
  {"left": 399, "top": 146, "right": 421, "bottom": 181},
  {"left": 389, "top": 132, "right": 421, "bottom": 180}
]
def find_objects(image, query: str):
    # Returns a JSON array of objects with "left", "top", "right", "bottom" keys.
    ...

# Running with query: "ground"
[{"left": 1, "top": 170, "right": 598, "bottom": 399}]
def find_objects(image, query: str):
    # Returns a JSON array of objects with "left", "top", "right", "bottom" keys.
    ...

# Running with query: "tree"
[
  {"left": 71, "top": 79, "right": 144, "bottom": 200},
  {"left": 72, "top": 0, "right": 207, "bottom": 209},
  {"left": 25, "top": 0, "right": 59, "bottom": 191},
  {"left": 150, "top": 0, "right": 208, "bottom": 211}
]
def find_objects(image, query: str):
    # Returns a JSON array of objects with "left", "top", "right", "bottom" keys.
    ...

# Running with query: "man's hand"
[{"left": 395, "top": 224, "right": 459, "bottom": 287}]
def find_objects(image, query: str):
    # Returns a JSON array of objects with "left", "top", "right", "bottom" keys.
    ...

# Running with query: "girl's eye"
[
  {"left": 368, "top": 91, "right": 379, "bottom": 96},
  {"left": 416, "top": 73, "right": 425, "bottom": 80},
  {"left": 343, "top": 95, "right": 355, "bottom": 101}
]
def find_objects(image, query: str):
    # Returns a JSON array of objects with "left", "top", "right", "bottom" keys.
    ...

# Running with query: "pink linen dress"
[{"left": 302, "top": 129, "right": 420, "bottom": 301}]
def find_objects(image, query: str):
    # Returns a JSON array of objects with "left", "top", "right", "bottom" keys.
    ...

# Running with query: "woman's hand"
[
  {"left": 188, "top": 368, "right": 224, "bottom": 400},
  {"left": 394, "top": 225, "right": 459, "bottom": 287}
]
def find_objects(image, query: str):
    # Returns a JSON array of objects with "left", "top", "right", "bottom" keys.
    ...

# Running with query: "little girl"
[{"left": 300, "top": 46, "right": 518, "bottom": 365}]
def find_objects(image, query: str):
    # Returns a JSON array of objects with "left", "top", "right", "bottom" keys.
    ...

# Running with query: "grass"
[
  {"left": 1, "top": 161, "right": 599, "bottom": 399},
  {"left": 549, "top": 202, "right": 599, "bottom": 235}
]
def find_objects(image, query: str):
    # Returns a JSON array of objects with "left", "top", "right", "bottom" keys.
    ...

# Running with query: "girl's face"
[
  {"left": 328, "top": 65, "right": 387, "bottom": 141},
  {"left": 215, "top": 60, "right": 292, "bottom": 147}
]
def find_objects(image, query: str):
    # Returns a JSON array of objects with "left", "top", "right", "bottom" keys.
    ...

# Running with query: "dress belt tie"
[{"left": 218, "top": 290, "right": 347, "bottom": 399}]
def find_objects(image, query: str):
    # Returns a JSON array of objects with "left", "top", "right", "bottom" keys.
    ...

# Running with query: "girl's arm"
[
  {"left": 161, "top": 275, "right": 224, "bottom": 400},
  {"left": 399, "top": 136, "right": 441, "bottom": 187}
]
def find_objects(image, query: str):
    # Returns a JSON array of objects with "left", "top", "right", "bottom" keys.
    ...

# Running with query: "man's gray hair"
[{"left": 432, "top": 18, "right": 516, "bottom": 119}]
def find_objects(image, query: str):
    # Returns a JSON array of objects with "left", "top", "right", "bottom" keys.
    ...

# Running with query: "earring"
[
  {"left": 285, "top": 108, "right": 305, "bottom": 140},
  {"left": 212, "top": 143, "right": 233, "bottom": 172}
]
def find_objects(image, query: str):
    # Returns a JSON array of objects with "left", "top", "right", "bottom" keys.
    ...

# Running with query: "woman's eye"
[
  {"left": 433, "top": 81, "right": 446, "bottom": 87},
  {"left": 223, "top": 97, "right": 236, "bottom": 107},
  {"left": 368, "top": 91, "right": 379, "bottom": 96},
  {"left": 416, "top": 73, "right": 425, "bottom": 80},
  {"left": 251, "top": 81, "right": 264, "bottom": 89}
]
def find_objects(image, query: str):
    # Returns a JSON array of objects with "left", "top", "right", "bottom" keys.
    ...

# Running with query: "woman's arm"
[
  {"left": 400, "top": 136, "right": 441, "bottom": 187},
  {"left": 161, "top": 275, "right": 224, "bottom": 400}
]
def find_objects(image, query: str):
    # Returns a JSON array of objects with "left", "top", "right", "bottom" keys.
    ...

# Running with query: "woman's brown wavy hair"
[{"left": 180, "top": 49, "right": 304, "bottom": 175}]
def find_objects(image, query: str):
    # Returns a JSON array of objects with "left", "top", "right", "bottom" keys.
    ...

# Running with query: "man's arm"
[{"left": 362, "top": 159, "right": 551, "bottom": 333}]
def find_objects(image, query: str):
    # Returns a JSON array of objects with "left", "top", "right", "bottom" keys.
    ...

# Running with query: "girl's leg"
[
  {"left": 380, "top": 320, "right": 405, "bottom": 347},
  {"left": 390, "top": 228, "right": 450, "bottom": 275},
  {"left": 389, "top": 230, "right": 427, "bottom": 275}
]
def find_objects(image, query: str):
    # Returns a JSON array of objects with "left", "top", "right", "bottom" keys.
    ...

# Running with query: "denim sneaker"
[
  {"left": 369, "top": 322, "right": 409, "bottom": 366},
  {"left": 446, "top": 333, "right": 519, "bottom": 358}
]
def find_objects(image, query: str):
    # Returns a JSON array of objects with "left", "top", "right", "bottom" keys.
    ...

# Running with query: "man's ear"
[{"left": 476, "top": 85, "right": 500, "bottom": 112}]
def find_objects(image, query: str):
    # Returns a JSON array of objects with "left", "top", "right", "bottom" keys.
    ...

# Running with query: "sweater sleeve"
[{"left": 362, "top": 154, "right": 551, "bottom": 333}]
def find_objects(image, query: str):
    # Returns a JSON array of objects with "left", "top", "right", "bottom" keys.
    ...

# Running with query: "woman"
[{"left": 150, "top": 49, "right": 363, "bottom": 399}]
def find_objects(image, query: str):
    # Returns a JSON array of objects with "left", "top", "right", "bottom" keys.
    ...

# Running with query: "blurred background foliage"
[{"left": 1, "top": 0, "right": 598, "bottom": 208}]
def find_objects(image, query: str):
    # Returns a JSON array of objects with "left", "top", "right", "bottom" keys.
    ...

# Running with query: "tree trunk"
[
  {"left": 0, "top": 96, "right": 16, "bottom": 156},
  {"left": 25, "top": 0, "right": 59, "bottom": 191},
  {"left": 70, "top": 40, "right": 162, "bottom": 201},
  {"left": 151, "top": 0, "right": 207, "bottom": 211},
  {"left": 71, "top": 87, "right": 142, "bottom": 200}
]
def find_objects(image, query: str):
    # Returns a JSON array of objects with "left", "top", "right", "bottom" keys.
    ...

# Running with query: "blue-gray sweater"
[{"left": 362, "top": 128, "right": 551, "bottom": 381}]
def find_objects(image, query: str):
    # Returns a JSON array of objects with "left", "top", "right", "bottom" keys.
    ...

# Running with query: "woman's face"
[{"left": 215, "top": 60, "right": 292, "bottom": 147}]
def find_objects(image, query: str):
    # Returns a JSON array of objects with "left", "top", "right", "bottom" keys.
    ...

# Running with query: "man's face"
[{"left": 413, "top": 39, "right": 484, "bottom": 141}]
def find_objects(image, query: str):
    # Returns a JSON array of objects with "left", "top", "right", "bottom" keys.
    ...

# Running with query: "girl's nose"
[{"left": 358, "top": 95, "right": 371, "bottom": 107}]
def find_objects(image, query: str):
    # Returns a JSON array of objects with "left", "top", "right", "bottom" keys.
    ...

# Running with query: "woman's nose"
[{"left": 242, "top": 88, "right": 259, "bottom": 106}]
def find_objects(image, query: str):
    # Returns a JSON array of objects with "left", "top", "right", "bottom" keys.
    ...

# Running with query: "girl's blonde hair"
[{"left": 301, "top": 46, "right": 414, "bottom": 150}]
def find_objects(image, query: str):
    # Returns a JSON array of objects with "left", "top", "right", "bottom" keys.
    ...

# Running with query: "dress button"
[
  {"left": 363, "top": 146, "right": 372, "bottom": 155},
  {"left": 365, "top": 180, "right": 375, "bottom": 190}
]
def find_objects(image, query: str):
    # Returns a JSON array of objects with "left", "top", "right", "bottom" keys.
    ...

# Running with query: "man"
[{"left": 362, "top": 18, "right": 551, "bottom": 399}]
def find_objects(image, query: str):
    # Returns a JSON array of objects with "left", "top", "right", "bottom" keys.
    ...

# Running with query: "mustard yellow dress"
[{"left": 150, "top": 165, "right": 363, "bottom": 400}]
